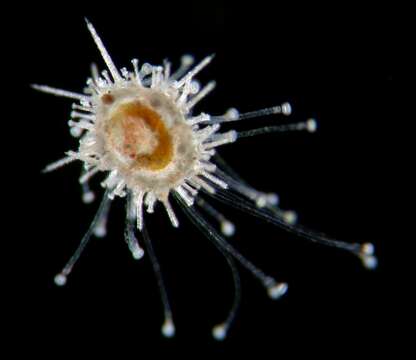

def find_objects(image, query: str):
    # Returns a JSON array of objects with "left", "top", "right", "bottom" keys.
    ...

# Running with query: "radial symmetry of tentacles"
[{"left": 33, "top": 19, "right": 378, "bottom": 341}]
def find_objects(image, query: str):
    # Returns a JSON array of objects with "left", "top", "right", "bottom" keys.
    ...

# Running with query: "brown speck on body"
[{"left": 102, "top": 93, "right": 115, "bottom": 105}]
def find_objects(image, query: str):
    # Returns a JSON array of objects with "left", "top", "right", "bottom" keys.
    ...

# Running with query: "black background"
[{"left": 5, "top": 2, "right": 404, "bottom": 357}]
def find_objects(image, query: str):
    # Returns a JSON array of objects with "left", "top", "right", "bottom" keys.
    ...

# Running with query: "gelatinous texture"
[{"left": 107, "top": 101, "right": 173, "bottom": 170}]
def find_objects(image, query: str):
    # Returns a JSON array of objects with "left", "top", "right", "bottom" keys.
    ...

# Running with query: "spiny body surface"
[{"left": 34, "top": 19, "right": 377, "bottom": 341}]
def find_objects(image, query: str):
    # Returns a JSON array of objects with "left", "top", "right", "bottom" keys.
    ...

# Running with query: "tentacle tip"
[
  {"left": 306, "top": 118, "right": 318, "bottom": 133},
  {"left": 361, "top": 242, "right": 375, "bottom": 256},
  {"left": 359, "top": 243, "right": 378, "bottom": 270},
  {"left": 82, "top": 191, "right": 96, "bottom": 204},
  {"left": 167, "top": 217, "right": 179, "bottom": 228},
  {"left": 267, "top": 282, "right": 289, "bottom": 300},
  {"left": 361, "top": 255, "right": 378, "bottom": 270},
  {"left": 181, "top": 54, "right": 195, "bottom": 66},
  {"left": 161, "top": 318, "right": 176, "bottom": 338},
  {"left": 281, "top": 102, "right": 292, "bottom": 116},
  {"left": 212, "top": 323, "right": 228, "bottom": 341},
  {"left": 54, "top": 273, "right": 67, "bottom": 287},
  {"left": 70, "top": 127, "right": 83, "bottom": 137},
  {"left": 132, "top": 247, "right": 145, "bottom": 260},
  {"left": 224, "top": 107, "right": 240, "bottom": 121},
  {"left": 255, "top": 195, "right": 268, "bottom": 208},
  {"left": 283, "top": 211, "right": 297, "bottom": 225},
  {"left": 93, "top": 225, "right": 107, "bottom": 238},
  {"left": 31, "top": 84, "right": 42, "bottom": 91},
  {"left": 221, "top": 220, "right": 235, "bottom": 237},
  {"left": 266, "top": 193, "right": 279, "bottom": 206}
]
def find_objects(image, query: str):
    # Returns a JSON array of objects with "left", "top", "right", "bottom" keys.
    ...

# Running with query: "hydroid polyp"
[{"left": 33, "top": 19, "right": 377, "bottom": 341}]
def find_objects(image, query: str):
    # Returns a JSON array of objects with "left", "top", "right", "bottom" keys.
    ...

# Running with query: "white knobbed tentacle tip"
[
  {"left": 255, "top": 195, "right": 268, "bottom": 208},
  {"left": 161, "top": 318, "right": 176, "bottom": 338},
  {"left": 141, "top": 63, "right": 153, "bottom": 76},
  {"left": 306, "top": 118, "right": 318, "bottom": 133},
  {"left": 189, "top": 80, "right": 200, "bottom": 94},
  {"left": 82, "top": 191, "right": 95, "bottom": 204},
  {"left": 281, "top": 102, "right": 292, "bottom": 116},
  {"left": 224, "top": 107, "right": 240, "bottom": 121},
  {"left": 266, "top": 193, "right": 279, "bottom": 206},
  {"left": 212, "top": 323, "right": 228, "bottom": 341},
  {"left": 93, "top": 225, "right": 107, "bottom": 238},
  {"left": 283, "top": 211, "right": 297, "bottom": 225},
  {"left": 221, "top": 220, "right": 235, "bottom": 237},
  {"left": 227, "top": 130, "right": 238, "bottom": 144},
  {"left": 361, "top": 242, "right": 375, "bottom": 255},
  {"left": 267, "top": 282, "right": 289, "bottom": 300},
  {"left": 359, "top": 243, "right": 378, "bottom": 270},
  {"left": 181, "top": 54, "right": 195, "bottom": 66},
  {"left": 132, "top": 246, "right": 145, "bottom": 260},
  {"left": 54, "top": 273, "right": 67, "bottom": 287},
  {"left": 362, "top": 255, "right": 378, "bottom": 270},
  {"left": 70, "top": 127, "right": 83, "bottom": 138}
]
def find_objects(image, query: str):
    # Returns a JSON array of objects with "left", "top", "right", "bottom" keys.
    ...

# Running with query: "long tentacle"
[
  {"left": 54, "top": 189, "right": 112, "bottom": 286},
  {"left": 205, "top": 175, "right": 377, "bottom": 269},
  {"left": 177, "top": 194, "right": 288, "bottom": 300},
  {"left": 178, "top": 194, "right": 241, "bottom": 340},
  {"left": 141, "top": 219, "right": 175, "bottom": 337}
]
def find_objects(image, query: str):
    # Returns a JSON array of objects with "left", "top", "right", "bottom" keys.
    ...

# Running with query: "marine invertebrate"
[{"left": 33, "top": 19, "right": 377, "bottom": 340}]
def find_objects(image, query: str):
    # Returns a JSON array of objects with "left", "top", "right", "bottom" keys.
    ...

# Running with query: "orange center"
[{"left": 107, "top": 101, "right": 173, "bottom": 170}]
